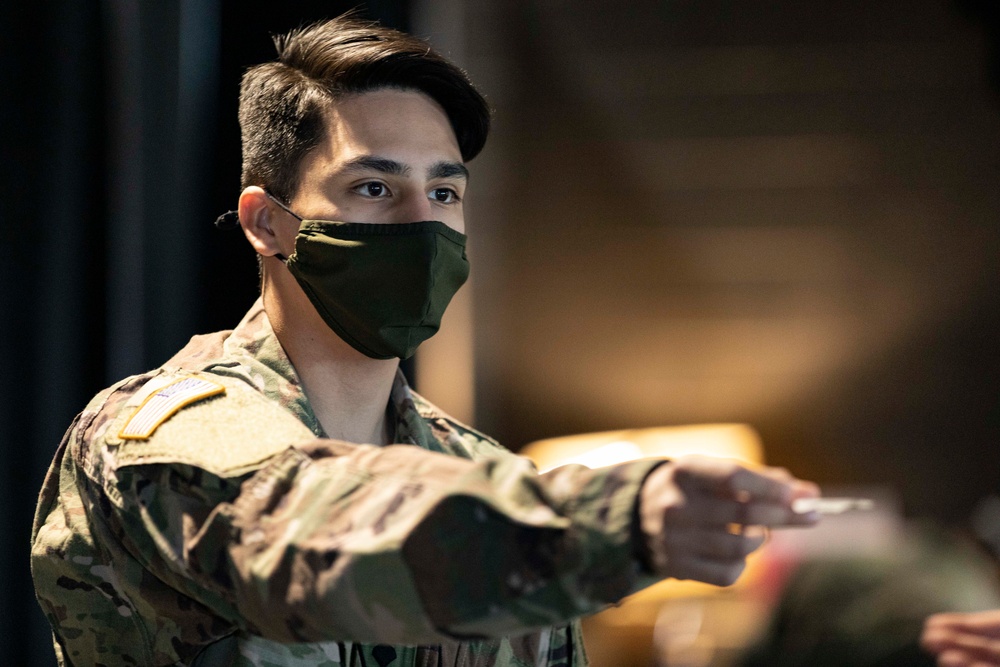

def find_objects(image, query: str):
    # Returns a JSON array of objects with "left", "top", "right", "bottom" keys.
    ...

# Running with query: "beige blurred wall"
[{"left": 416, "top": 0, "right": 1000, "bottom": 522}]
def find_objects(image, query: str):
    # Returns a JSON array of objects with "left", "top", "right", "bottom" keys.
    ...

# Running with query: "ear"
[{"left": 238, "top": 186, "right": 285, "bottom": 257}]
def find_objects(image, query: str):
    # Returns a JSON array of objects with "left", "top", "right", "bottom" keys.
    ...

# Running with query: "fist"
[{"left": 638, "top": 455, "right": 819, "bottom": 586}]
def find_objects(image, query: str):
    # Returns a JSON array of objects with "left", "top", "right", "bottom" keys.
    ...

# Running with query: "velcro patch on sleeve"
[{"left": 119, "top": 376, "right": 226, "bottom": 440}]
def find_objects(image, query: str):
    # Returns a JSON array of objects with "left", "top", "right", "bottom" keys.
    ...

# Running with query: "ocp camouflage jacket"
[{"left": 31, "top": 300, "right": 661, "bottom": 666}]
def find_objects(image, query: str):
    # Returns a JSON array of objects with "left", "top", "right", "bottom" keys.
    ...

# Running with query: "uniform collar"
[{"left": 221, "top": 299, "right": 444, "bottom": 451}]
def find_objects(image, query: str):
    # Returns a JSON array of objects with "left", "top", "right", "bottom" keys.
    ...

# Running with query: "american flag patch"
[{"left": 119, "top": 376, "right": 226, "bottom": 440}]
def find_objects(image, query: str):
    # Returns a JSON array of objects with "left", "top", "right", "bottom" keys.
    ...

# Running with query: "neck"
[{"left": 262, "top": 268, "right": 400, "bottom": 445}]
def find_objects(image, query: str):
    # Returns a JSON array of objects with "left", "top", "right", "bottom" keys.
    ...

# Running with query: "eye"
[
  {"left": 354, "top": 182, "right": 389, "bottom": 198},
  {"left": 430, "top": 187, "right": 460, "bottom": 204}
]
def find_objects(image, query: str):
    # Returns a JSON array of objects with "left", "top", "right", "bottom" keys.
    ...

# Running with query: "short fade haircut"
[{"left": 239, "top": 14, "right": 491, "bottom": 203}]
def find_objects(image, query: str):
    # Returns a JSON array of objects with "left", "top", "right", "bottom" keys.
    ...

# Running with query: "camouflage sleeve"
[{"left": 100, "top": 382, "right": 663, "bottom": 646}]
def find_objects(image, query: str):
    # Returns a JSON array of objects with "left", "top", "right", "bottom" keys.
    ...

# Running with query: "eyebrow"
[
  {"left": 340, "top": 155, "right": 469, "bottom": 181},
  {"left": 341, "top": 155, "right": 410, "bottom": 176},
  {"left": 428, "top": 161, "right": 470, "bottom": 181}
]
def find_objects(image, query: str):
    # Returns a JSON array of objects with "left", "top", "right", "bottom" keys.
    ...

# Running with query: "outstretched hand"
[
  {"left": 922, "top": 610, "right": 1000, "bottom": 666},
  {"left": 638, "top": 455, "right": 820, "bottom": 586}
]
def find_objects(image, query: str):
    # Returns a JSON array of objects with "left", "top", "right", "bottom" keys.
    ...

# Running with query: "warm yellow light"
[
  {"left": 521, "top": 425, "right": 767, "bottom": 604},
  {"left": 521, "top": 425, "right": 769, "bottom": 667},
  {"left": 521, "top": 423, "right": 764, "bottom": 474}
]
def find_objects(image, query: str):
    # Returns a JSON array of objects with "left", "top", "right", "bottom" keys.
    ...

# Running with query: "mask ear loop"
[
  {"left": 264, "top": 191, "right": 303, "bottom": 263},
  {"left": 213, "top": 210, "right": 240, "bottom": 229}
]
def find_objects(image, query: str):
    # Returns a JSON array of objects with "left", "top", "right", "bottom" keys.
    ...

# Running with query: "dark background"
[
  {"left": 1, "top": 2, "right": 998, "bottom": 665},
  {"left": 0, "top": 2, "right": 408, "bottom": 664}
]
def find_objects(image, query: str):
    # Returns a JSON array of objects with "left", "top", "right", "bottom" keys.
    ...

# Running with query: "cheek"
[
  {"left": 277, "top": 220, "right": 302, "bottom": 255},
  {"left": 441, "top": 209, "right": 465, "bottom": 233}
]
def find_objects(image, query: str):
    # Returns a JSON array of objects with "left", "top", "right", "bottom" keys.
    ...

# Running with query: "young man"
[{"left": 31, "top": 16, "right": 820, "bottom": 667}]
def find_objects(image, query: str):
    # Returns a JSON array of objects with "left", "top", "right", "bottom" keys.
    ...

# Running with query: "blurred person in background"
[{"left": 739, "top": 522, "right": 1000, "bottom": 667}]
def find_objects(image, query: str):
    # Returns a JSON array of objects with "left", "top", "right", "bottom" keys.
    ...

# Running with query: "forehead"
[{"left": 317, "top": 88, "right": 461, "bottom": 166}]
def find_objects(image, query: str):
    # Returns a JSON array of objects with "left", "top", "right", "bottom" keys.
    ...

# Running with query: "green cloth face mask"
[{"left": 270, "top": 197, "right": 470, "bottom": 360}]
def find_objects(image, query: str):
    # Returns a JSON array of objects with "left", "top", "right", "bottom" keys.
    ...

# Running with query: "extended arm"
[
  {"left": 111, "top": 438, "right": 660, "bottom": 644},
  {"left": 112, "top": 442, "right": 816, "bottom": 645}
]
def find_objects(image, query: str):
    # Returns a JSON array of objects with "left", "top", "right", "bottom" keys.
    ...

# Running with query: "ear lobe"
[{"left": 238, "top": 186, "right": 283, "bottom": 256}]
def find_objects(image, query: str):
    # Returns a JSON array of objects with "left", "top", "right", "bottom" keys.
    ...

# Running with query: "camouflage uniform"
[{"left": 31, "top": 300, "right": 662, "bottom": 666}]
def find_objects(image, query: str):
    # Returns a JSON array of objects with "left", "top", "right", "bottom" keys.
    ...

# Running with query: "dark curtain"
[{"left": 0, "top": 2, "right": 407, "bottom": 665}]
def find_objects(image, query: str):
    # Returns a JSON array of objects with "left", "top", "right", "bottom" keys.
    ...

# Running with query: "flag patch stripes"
[{"left": 119, "top": 376, "right": 226, "bottom": 440}]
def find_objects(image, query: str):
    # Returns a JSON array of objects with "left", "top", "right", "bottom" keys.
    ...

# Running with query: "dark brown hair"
[{"left": 238, "top": 14, "right": 491, "bottom": 202}]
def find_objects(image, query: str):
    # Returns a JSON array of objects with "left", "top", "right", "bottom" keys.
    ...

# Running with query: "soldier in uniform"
[{"left": 31, "top": 15, "right": 821, "bottom": 667}]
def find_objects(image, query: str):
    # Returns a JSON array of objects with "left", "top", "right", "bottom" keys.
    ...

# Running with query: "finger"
[
  {"left": 665, "top": 554, "right": 748, "bottom": 587},
  {"left": 925, "top": 632, "right": 1000, "bottom": 663},
  {"left": 923, "top": 625, "right": 957, "bottom": 652},
  {"left": 929, "top": 612, "right": 1000, "bottom": 636},
  {"left": 945, "top": 635, "right": 1000, "bottom": 661},
  {"left": 923, "top": 626, "right": 963, "bottom": 653},
  {"left": 672, "top": 456, "right": 812, "bottom": 505},
  {"left": 660, "top": 526, "right": 767, "bottom": 561},
  {"left": 938, "top": 649, "right": 971, "bottom": 667},
  {"left": 937, "top": 648, "right": 1000, "bottom": 667},
  {"left": 788, "top": 479, "right": 822, "bottom": 505},
  {"left": 668, "top": 494, "right": 809, "bottom": 528}
]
